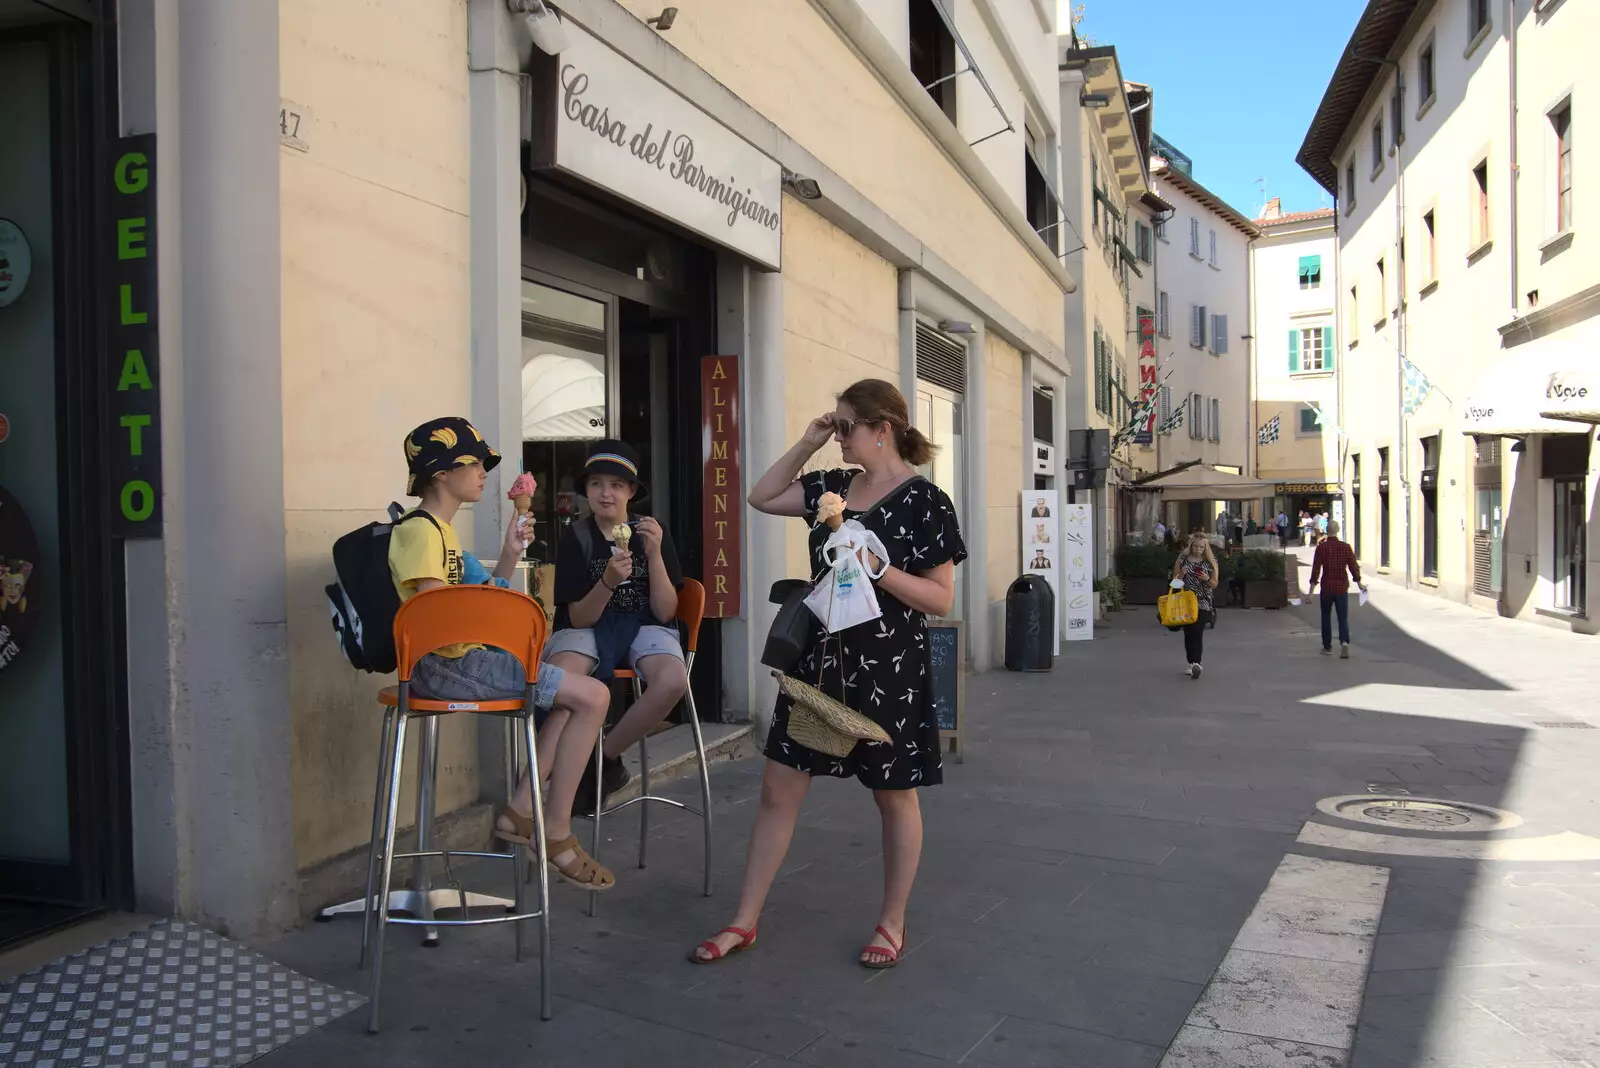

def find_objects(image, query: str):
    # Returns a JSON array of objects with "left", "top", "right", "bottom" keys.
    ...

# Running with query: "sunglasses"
[{"left": 833, "top": 416, "right": 872, "bottom": 436}]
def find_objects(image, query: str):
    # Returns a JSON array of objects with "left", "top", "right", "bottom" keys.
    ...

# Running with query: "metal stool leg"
[
  {"left": 367, "top": 708, "right": 410, "bottom": 1033},
  {"left": 635, "top": 677, "right": 650, "bottom": 870},
  {"left": 588, "top": 733, "right": 604, "bottom": 918},
  {"left": 684, "top": 683, "right": 714, "bottom": 897},
  {"left": 413, "top": 715, "right": 442, "bottom": 947},
  {"left": 360, "top": 706, "right": 398, "bottom": 969},
  {"left": 523, "top": 709, "right": 553, "bottom": 1021}
]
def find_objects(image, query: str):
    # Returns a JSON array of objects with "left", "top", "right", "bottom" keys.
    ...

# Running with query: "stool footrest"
[
  {"left": 382, "top": 911, "right": 544, "bottom": 928},
  {"left": 390, "top": 848, "right": 518, "bottom": 863},
  {"left": 593, "top": 794, "right": 700, "bottom": 819}
]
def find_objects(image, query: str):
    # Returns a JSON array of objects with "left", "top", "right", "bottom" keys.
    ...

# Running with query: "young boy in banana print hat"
[{"left": 389, "top": 416, "right": 618, "bottom": 891}]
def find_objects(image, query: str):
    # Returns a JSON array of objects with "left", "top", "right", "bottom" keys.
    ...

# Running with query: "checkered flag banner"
[
  {"left": 1155, "top": 394, "right": 1187, "bottom": 436},
  {"left": 1113, "top": 390, "right": 1160, "bottom": 449},
  {"left": 1403, "top": 357, "right": 1434, "bottom": 415},
  {"left": 1256, "top": 415, "right": 1280, "bottom": 446}
]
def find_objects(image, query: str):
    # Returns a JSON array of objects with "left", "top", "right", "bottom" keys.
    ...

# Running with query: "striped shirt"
[{"left": 1310, "top": 537, "right": 1361, "bottom": 595}]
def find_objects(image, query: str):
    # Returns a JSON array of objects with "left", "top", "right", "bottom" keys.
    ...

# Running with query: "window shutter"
[
  {"left": 915, "top": 321, "right": 967, "bottom": 394},
  {"left": 1289, "top": 329, "right": 1300, "bottom": 372},
  {"left": 1213, "top": 315, "right": 1228, "bottom": 355},
  {"left": 1211, "top": 398, "right": 1222, "bottom": 442},
  {"left": 1199, "top": 306, "right": 1208, "bottom": 347},
  {"left": 1159, "top": 384, "right": 1171, "bottom": 427},
  {"left": 1322, "top": 327, "right": 1335, "bottom": 371}
]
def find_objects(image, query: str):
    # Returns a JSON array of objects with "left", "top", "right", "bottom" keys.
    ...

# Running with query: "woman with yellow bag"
[{"left": 1170, "top": 533, "right": 1219, "bottom": 679}]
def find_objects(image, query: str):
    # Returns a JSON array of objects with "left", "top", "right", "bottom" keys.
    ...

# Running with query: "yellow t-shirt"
[{"left": 387, "top": 511, "right": 480, "bottom": 659}]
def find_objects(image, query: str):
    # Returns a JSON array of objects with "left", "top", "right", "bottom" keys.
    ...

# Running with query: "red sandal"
[
  {"left": 688, "top": 925, "right": 758, "bottom": 964},
  {"left": 860, "top": 925, "right": 905, "bottom": 970}
]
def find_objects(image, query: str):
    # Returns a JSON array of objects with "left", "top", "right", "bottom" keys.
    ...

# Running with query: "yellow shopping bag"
[{"left": 1157, "top": 588, "right": 1199, "bottom": 629}]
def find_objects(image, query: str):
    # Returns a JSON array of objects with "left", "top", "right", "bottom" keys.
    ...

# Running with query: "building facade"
[
  {"left": 0, "top": 0, "right": 1074, "bottom": 946},
  {"left": 1058, "top": 42, "right": 1158, "bottom": 572},
  {"left": 1298, "top": 0, "right": 1596, "bottom": 632},
  {"left": 1146, "top": 154, "right": 1259, "bottom": 533},
  {"left": 1251, "top": 203, "right": 1343, "bottom": 530}
]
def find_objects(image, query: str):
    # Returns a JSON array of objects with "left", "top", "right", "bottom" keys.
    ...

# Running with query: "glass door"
[
  {"left": 1475, "top": 487, "right": 1503, "bottom": 593},
  {"left": 519, "top": 275, "right": 615, "bottom": 616},
  {"left": 1553, "top": 478, "right": 1586, "bottom": 612}
]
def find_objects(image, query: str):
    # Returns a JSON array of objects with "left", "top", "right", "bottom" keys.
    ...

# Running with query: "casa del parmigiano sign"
[{"left": 528, "top": 20, "right": 783, "bottom": 270}]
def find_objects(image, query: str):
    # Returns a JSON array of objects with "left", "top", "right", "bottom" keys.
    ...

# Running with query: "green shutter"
[
  {"left": 1298, "top": 254, "right": 1321, "bottom": 278},
  {"left": 1288, "top": 329, "right": 1300, "bottom": 372},
  {"left": 1322, "top": 327, "right": 1335, "bottom": 370}
]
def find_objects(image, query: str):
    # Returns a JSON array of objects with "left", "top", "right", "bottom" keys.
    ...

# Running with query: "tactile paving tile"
[{"left": 0, "top": 918, "right": 364, "bottom": 1067}]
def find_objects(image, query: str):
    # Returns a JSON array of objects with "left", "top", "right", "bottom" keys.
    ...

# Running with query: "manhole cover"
[{"left": 1316, "top": 794, "right": 1523, "bottom": 834}]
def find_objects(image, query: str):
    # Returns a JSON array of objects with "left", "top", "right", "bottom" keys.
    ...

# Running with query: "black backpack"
[{"left": 326, "top": 504, "right": 443, "bottom": 673}]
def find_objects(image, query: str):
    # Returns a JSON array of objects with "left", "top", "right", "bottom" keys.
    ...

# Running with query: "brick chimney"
[{"left": 1261, "top": 197, "right": 1282, "bottom": 220}]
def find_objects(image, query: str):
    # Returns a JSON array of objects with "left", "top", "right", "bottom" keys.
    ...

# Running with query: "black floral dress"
[{"left": 763, "top": 469, "right": 967, "bottom": 789}]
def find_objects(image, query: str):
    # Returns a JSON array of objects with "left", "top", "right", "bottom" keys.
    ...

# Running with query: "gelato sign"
[
  {"left": 529, "top": 20, "right": 783, "bottom": 270},
  {"left": 107, "top": 134, "right": 162, "bottom": 537}
]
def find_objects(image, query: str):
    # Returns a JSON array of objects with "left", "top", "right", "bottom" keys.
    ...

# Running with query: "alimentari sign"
[{"left": 529, "top": 20, "right": 783, "bottom": 270}]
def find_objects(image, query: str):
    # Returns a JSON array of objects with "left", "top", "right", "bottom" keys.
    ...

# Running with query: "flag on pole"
[
  {"left": 1155, "top": 394, "right": 1187, "bottom": 436},
  {"left": 1256, "top": 415, "right": 1280, "bottom": 446},
  {"left": 1402, "top": 357, "right": 1434, "bottom": 415}
]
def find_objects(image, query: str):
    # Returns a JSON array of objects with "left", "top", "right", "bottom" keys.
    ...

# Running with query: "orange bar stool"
[
  {"left": 587, "top": 578, "right": 714, "bottom": 916},
  {"left": 362, "top": 584, "right": 554, "bottom": 1032}
]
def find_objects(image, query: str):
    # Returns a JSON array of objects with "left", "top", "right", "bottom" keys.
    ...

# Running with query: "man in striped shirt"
[{"left": 1307, "top": 520, "right": 1366, "bottom": 658}]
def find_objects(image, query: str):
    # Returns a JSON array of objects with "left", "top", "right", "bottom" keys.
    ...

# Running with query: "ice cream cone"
[
  {"left": 816, "top": 491, "right": 846, "bottom": 532},
  {"left": 512, "top": 494, "right": 533, "bottom": 517},
  {"left": 612, "top": 523, "right": 633, "bottom": 551}
]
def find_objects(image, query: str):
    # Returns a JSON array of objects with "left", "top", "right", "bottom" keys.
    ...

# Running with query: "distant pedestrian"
[
  {"left": 1154, "top": 519, "right": 1167, "bottom": 544},
  {"left": 1307, "top": 519, "right": 1366, "bottom": 658},
  {"left": 1276, "top": 509, "right": 1291, "bottom": 547},
  {"left": 1300, "top": 511, "right": 1314, "bottom": 547},
  {"left": 1171, "top": 533, "right": 1219, "bottom": 679},
  {"left": 1315, "top": 512, "right": 1329, "bottom": 537},
  {"left": 1215, "top": 509, "right": 1230, "bottom": 539}
]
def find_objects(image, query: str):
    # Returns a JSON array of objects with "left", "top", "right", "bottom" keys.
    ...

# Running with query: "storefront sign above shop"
[
  {"left": 1275, "top": 482, "right": 1340, "bottom": 494},
  {"left": 1540, "top": 370, "right": 1599, "bottom": 424},
  {"left": 0, "top": 218, "right": 32, "bottom": 309},
  {"left": 528, "top": 21, "right": 783, "bottom": 271},
  {"left": 107, "top": 134, "right": 162, "bottom": 537},
  {"left": 701, "top": 356, "right": 742, "bottom": 617}
]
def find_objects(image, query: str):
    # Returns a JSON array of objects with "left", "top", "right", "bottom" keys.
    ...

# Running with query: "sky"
[{"left": 1058, "top": 0, "right": 1362, "bottom": 219}]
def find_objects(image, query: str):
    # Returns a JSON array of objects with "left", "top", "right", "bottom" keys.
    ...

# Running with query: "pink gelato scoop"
[{"left": 507, "top": 472, "right": 537, "bottom": 500}]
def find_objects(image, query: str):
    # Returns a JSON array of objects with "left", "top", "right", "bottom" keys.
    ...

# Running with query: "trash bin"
[{"left": 1004, "top": 574, "right": 1055, "bottom": 672}]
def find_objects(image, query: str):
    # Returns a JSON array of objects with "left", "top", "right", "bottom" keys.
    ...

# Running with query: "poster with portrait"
[
  {"left": 0, "top": 484, "right": 40, "bottom": 672},
  {"left": 1020, "top": 490, "right": 1060, "bottom": 653},
  {"left": 1061, "top": 502, "right": 1094, "bottom": 642}
]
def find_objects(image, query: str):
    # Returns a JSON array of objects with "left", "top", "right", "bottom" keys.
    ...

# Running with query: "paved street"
[{"left": 258, "top": 568, "right": 1600, "bottom": 1068}]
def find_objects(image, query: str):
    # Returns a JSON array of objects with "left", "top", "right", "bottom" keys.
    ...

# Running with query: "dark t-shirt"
[{"left": 552, "top": 515, "right": 684, "bottom": 632}]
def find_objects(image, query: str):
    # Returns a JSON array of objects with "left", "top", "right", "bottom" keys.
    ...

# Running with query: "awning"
[
  {"left": 1463, "top": 337, "right": 1597, "bottom": 435},
  {"left": 1134, "top": 464, "right": 1278, "bottom": 502}
]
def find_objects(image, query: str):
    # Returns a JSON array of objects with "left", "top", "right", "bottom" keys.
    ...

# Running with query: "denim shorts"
[
  {"left": 409, "top": 646, "right": 565, "bottom": 719},
  {"left": 543, "top": 624, "right": 685, "bottom": 670}
]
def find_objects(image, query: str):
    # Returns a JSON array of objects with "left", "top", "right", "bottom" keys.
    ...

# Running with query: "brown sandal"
[
  {"left": 545, "top": 835, "right": 615, "bottom": 891},
  {"left": 492, "top": 805, "right": 535, "bottom": 846}
]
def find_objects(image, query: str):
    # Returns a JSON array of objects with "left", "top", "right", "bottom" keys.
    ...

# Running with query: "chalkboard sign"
[{"left": 928, "top": 618, "right": 965, "bottom": 762}]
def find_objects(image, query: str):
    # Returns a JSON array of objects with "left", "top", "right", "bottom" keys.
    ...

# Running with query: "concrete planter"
[
  {"left": 1122, "top": 577, "right": 1169, "bottom": 605},
  {"left": 1242, "top": 579, "right": 1288, "bottom": 609}
]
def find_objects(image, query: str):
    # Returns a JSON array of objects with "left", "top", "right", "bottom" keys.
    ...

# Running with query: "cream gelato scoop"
[
  {"left": 816, "top": 491, "right": 846, "bottom": 530},
  {"left": 612, "top": 522, "right": 633, "bottom": 550}
]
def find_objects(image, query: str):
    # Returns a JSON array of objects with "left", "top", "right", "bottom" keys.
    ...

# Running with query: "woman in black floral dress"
[{"left": 690, "top": 379, "right": 965, "bottom": 970}]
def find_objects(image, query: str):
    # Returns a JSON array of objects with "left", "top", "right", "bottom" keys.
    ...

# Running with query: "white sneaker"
[
  {"left": 1189, "top": 663, "right": 1202, "bottom": 679},
  {"left": 1340, "top": 643, "right": 1350, "bottom": 659}
]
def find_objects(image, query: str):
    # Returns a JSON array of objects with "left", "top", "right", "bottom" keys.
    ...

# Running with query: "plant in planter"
[
  {"left": 1094, "top": 575, "right": 1126, "bottom": 613},
  {"left": 1236, "top": 550, "right": 1289, "bottom": 608},
  {"left": 1116, "top": 543, "right": 1177, "bottom": 605}
]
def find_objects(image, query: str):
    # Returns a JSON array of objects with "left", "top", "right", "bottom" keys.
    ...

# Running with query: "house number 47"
[{"left": 279, "top": 100, "right": 311, "bottom": 153}]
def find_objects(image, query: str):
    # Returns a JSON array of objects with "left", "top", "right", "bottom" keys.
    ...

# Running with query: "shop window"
[
  {"left": 1032, "top": 385, "right": 1055, "bottom": 445},
  {"left": 1554, "top": 477, "right": 1587, "bottom": 612},
  {"left": 1351, "top": 455, "right": 1363, "bottom": 557},
  {"left": 1378, "top": 446, "right": 1391, "bottom": 568},
  {"left": 1421, "top": 435, "right": 1440, "bottom": 578},
  {"left": 908, "top": 0, "right": 957, "bottom": 125}
]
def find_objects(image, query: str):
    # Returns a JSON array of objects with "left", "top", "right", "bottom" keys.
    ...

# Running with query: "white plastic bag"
[{"left": 803, "top": 519, "right": 891, "bottom": 633}]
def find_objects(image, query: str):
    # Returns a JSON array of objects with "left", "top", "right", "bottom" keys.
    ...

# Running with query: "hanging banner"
[
  {"left": 0, "top": 485, "right": 41, "bottom": 673},
  {"left": 1136, "top": 312, "right": 1157, "bottom": 445},
  {"left": 1021, "top": 490, "right": 1060, "bottom": 653},
  {"left": 701, "top": 356, "right": 742, "bottom": 617},
  {"left": 107, "top": 134, "right": 162, "bottom": 537},
  {"left": 1062, "top": 502, "right": 1095, "bottom": 641}
]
